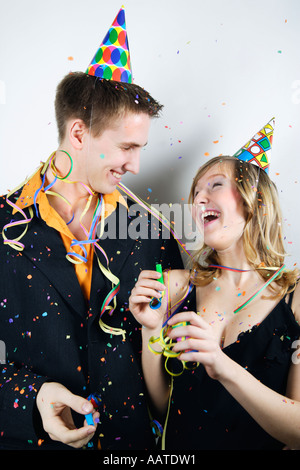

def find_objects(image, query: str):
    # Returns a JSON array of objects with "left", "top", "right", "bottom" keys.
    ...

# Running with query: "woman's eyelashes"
[
  {"left": 211, "top": 181, "right": 222, "bottom": 189},
  {"left": 194, "top": 178, "right": 226, "bottom": 199}
]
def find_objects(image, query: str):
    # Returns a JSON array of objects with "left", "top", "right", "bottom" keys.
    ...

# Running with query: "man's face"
[{"left": 83, "top": 112, "right": 151, "bottom": 194}]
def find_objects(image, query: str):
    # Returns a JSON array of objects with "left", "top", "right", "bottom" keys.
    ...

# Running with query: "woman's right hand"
[{"left": 129, "top": 270, "right": 167, "bottom": 331}]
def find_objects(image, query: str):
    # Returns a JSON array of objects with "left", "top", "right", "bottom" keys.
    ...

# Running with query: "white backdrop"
[{"left": 1, "top": 0, "right": 299, "bottom": 267}]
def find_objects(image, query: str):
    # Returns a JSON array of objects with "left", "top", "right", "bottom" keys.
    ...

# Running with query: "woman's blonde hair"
[{"left": 188, "top": 156, "right": 298, "bottom": 298}]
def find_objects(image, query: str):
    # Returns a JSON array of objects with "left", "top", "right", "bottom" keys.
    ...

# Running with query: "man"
[{"left": 0, "top": 8, "right": 183, "bottom": 450}]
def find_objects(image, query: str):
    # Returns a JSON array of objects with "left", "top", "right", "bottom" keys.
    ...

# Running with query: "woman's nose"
[{"left": 194, "top": 190, "right": 209, "bottom": 205}]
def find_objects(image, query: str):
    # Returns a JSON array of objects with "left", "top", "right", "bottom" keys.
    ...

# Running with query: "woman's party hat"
[
  {"left": 86, "top": 6, "right": 132, "bottom": 83},
  {"left": 233, "top": 117, "right": 275, "bottom": 173}
]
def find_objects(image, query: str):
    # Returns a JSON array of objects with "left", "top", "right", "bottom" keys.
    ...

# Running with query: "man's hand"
[{"left": 36, "top": 382, "right": 99, "bottom": 448}]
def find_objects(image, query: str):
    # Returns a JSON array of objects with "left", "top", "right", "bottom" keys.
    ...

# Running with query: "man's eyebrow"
[{"left": 120, "top": 141, "right": 148, "bottom": 148}]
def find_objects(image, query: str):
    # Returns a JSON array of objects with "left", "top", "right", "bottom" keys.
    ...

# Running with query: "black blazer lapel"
[
  {"left": 95, "top": 202, "right": 137, "bottom": 279},
  {"left": 19, "top": 215, "right": 87, "bottom": 318},
  {"left": 88, "top": 203, "right": 136, "bottom": 319}
]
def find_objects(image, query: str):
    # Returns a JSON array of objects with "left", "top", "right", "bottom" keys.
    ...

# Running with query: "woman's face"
[{"left": 192, "top": 163, "right": 246, "bottom": 252}]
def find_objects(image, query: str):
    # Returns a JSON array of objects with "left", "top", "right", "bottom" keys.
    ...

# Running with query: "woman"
[{"left": 129, "top": 156, "right": 300, "bottom": 450}]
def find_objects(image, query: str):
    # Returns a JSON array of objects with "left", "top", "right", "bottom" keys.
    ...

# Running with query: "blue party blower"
[{"left": 85, "top": 394, "right": 101, "bottom": 426}]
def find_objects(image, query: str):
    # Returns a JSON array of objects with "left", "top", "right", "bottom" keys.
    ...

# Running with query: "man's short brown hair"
[{"left": 55, "top": 72, "right": 163, "bottom": 142}]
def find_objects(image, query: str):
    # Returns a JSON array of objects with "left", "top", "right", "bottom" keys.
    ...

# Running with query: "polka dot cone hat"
[
  {"left": 233, "top": 117, "right": 275, "bottom": 174},
  {"left": 86, "top": 6, "right": 132, "bottom": 83}
]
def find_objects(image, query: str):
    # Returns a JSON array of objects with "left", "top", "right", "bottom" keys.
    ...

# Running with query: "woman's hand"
[
  {"left": 167, "top": 311, "right": 230, "bottom": 380},
  {"left": 129, "top": 270, "right": 167, "bottom": 331}
]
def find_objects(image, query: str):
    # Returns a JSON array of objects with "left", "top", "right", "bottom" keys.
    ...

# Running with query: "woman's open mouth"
[{"left": 201, "top": 210, "right": 221, "bottom": 226}]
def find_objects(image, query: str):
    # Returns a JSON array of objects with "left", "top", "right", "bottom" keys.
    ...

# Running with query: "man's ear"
[{"left": 68, "top": 119, "right": 88, "bottom": 149}]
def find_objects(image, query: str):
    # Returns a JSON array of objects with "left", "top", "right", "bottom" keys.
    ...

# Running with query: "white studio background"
[{"left": 0, "top": 0, "right": 299, "bottom": 268}]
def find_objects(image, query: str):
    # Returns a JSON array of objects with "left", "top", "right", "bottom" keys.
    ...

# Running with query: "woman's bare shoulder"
[
  {"left": 168, "top": 268, "right": 190, "bottom": 290},
  {"left": 164, "top": 269, "right": 191, "bottom": 313}
]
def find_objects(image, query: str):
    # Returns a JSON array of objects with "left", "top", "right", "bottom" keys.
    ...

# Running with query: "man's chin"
[{"left": 95, "top": 183, "right": 118, "bottom": 195}]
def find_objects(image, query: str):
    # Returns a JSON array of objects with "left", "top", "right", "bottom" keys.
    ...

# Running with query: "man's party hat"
[
  {"left": 233, "top": 117, "right": 275, "bottom": 173},
  {"left": 86, "top": 6, "right": 132, "bottom": 83}
]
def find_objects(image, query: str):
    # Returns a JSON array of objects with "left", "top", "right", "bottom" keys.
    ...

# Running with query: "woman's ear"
[{"left": 68, "top": 119, "right": 88, "bottom": 149}]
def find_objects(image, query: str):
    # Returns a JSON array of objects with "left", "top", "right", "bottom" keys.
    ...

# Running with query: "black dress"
[{"left": 163, "top": 285, "right": 300, "bottom": 450}]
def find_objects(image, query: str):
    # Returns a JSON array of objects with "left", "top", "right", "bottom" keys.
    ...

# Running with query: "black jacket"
[{"left": 0, "top": 191, "right": 183, "bottom": 450}]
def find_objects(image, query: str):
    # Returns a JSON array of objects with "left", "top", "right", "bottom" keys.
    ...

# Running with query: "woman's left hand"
[{"left": 167, "top": 311, "right": 229, "bottom": 380}]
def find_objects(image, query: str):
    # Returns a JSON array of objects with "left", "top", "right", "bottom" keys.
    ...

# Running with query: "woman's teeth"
[{"left": 201, "top": 210, "right": 220, "bottom": 222}]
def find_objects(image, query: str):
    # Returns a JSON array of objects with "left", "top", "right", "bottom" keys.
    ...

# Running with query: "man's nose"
[{"left": 124, "top": 151, "right": 140, "bottom": 175}]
